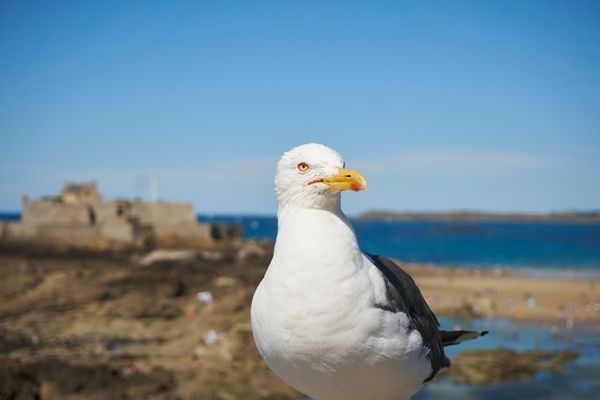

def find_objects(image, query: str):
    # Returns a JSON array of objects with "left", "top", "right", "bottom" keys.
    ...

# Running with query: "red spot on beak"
[{"left": 350, "top": 183, "right": 360, "bottom": 192}]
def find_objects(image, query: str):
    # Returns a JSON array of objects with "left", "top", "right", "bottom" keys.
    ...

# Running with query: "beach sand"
[{"left": 404, "top": 264, "right": 600, "bottom": 323}]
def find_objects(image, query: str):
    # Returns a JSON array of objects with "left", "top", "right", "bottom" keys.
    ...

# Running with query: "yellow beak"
[{"left": 309, "top": 168, "right": 368, "bottom": 192}]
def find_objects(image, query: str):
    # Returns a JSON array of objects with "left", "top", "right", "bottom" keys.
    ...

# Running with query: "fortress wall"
[
  {"left": 154, "top": 222, "right": 212, "bottom": 240},
  {"left": 22, "top": 201, "right": 91, "bottom": 226},
  {"left": 36, "top": 226, "right": 103, "bottom": 245},
  {"left": 99, "top": 221, "right": 135, "bottom": 242},
  {"left": 3, "top": 188, "right": 240, "bottom": 248},
  {"left": 21, "top": 200, "right": 130, "bottom": 227},
  {"left": 130, "top": 202, "right": 196, "bottom": 226},
  {"left": 1, "top": 221, "right": 37, "bottom": 240},
  {"left": 93, "top": 202, "right": 127, "bottom": 224},
  {"left": 36, "top": 223, "right": 134, "bottom": 245}
]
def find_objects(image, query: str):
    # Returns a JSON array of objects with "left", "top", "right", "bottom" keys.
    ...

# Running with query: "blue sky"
[{"left": 1, "top": 1, "right": 599, "bottom": 214}]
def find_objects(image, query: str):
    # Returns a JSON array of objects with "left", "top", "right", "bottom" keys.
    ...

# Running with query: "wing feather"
[{"left": 364, "top": 253, "right": 448, "bottom": 382}]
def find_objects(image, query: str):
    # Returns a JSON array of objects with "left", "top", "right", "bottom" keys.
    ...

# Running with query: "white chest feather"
[{"left": 251, "top": 208, "right": 431, "bottom": 400}]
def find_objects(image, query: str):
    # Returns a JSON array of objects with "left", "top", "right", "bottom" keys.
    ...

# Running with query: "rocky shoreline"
[{"left": 0, "top": 243, "right": 596, "bottom": 399}]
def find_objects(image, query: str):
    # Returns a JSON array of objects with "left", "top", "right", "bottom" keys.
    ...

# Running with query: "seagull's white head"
[{"left": 275, "top": 143, "right": 367, "bottom": 211}]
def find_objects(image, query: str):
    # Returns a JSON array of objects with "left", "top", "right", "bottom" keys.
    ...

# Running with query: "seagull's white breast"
[{"left": 251, "top": 208, "right": 432, "bottom": 400}]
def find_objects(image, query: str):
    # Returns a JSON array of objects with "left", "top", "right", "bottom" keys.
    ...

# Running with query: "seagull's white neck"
[
  {"left": 276, "top": 190, "right": 343, "bottom": 214},
  {"left": 277, "top": 196, "right": 342, "bottom": 218},
  {"left": 271, "top": 204, "right": 363, "bottom": 281}
]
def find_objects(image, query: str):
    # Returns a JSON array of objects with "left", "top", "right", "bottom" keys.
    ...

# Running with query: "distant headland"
[{"left": 359, "top": 210, "right": 600, "bottom": 223}]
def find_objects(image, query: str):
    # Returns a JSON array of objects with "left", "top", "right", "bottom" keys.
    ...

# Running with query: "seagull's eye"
[{"left": 297, "top": 162, "right": 310, "bottom": 173}]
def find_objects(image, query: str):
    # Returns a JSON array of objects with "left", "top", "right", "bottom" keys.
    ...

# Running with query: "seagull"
[{"left": 251, "top": 143, "right": 487, "bottom": 400}]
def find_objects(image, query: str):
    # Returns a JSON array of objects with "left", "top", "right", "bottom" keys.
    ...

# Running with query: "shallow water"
[
  {"left": 416, "top": 317, "right": 600, "bottom": 399},
  {"left": 299, "top": 316, "right": 600, "bottom": 399}
]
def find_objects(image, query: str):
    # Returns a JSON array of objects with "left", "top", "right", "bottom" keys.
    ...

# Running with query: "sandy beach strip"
[{"left": 404, "top": 264, "right": 600, "bottom": 323}]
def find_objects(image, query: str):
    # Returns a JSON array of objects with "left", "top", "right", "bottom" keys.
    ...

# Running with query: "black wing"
[{"left": 364, "top": 253, "right": 449, "bottom": 382}]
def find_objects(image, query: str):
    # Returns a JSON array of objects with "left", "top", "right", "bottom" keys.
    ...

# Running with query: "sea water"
[{"left": 199, "top": 214, "right": 600, "bottom": 271}]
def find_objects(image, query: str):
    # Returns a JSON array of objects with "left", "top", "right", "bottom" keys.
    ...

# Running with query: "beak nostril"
[{"left": 345, "top": 175, "right": 351, "bottom": 178}]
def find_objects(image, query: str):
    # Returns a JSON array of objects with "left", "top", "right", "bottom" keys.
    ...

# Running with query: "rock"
[
  {"left": 0, "top": 360, "right": 40, "bottom": 400},
  {"left": 199, "top": 250, "right": 225, "bottom": 261},
  {"left": 136, "top": 249, "right": 198, "bottom": 265},
  {"left": 214, "top": 276, "right": 237, "bottom": 287},
  {"left": 444, "top": 347, "right": 579, "bottom": 385},
  {"left": 236, "top": 240, "right": 267, "bottom": 262},
  {"left": 211, "top": 223, "right": 244, "bottom": 240}
]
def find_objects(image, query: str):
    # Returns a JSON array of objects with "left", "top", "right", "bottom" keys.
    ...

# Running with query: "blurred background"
[{"left": 1, "top": 1, "right": 599, "bottom": 399}]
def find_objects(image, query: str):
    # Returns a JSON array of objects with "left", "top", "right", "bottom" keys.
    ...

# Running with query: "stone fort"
[{"left": 1, "top": 182, "right": 241, "bottom": 248}]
